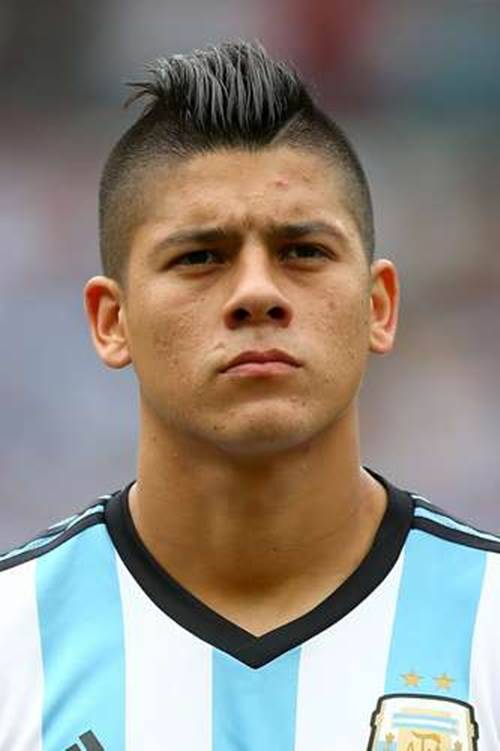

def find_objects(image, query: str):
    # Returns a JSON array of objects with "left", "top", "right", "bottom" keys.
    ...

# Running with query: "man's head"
[
  {"left": 86, "top": 41, "right": 398, "bottom": 461},
  {"left": 99, "top": 40, "right": 375, "bottom": 287}
]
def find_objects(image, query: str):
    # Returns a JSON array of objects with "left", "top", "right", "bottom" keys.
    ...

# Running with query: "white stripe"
[
  {"left": 116, "top": 554, "right": 212, "bottom": 750},
  {"left": 0, "top": 560, "right": 43, "bottom": 751},
  {"left": 294, "top": 553, "right": 404, "bottom": 750},
  {"left": 469, "top": 551, "right": 500, "bottom": 749},
  {"left": 45, "top": 500, "right": 107, "bottom": 531},
  {"left": 65, "top": 503, "right": 104, "bottom": 529}
]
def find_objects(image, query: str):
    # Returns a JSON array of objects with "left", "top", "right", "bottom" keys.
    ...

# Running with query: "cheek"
[
  {"left": 144, "top": 295, "right": 211, "bottom": 379},
  {"left": 149, "top": 310, "right": 201, "bottom": 367},
  {"left": 319, "top": 286, "right": 371, "bottom": 370},
  {"left": 129, "top": 311, "right": 203, "bottom": 411},
  {"left": 321, "top": 277, "right": 370, "bottom": 335}
]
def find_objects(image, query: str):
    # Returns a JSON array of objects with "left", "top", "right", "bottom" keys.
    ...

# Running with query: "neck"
[{"left": 128, "top": 401, "right": 387, "bottom": 634}]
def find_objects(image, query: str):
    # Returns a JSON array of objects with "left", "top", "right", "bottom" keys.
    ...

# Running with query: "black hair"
[{"left": 99, "top": 40, "right": 375, "bottom": 283}]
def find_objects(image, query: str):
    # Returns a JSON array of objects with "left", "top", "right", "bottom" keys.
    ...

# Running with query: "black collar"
[{"left": 105, "top": 468, "right": 414, "bottom": 668}]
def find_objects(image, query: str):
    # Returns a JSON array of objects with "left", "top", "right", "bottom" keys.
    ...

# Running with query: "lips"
[{"left": 221, "top": 349, "right": 301, "bottom": 373}]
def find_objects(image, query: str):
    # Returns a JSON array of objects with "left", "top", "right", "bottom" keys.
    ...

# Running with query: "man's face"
[{"left": 119, "top": 146, "right": 379, "bottom": 457}]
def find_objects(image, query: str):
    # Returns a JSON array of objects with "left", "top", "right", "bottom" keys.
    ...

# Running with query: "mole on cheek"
[{"left": 273, "top": 179, "right": 289, "bottom": 189}]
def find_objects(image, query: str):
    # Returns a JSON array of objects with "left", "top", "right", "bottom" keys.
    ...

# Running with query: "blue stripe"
[
  {"left": 0, "top": 533, "right": 61, "bottom": 562},
  {"left": 212, "top": 647, "right": 301, "bottom": 750},
  {"left": 36, "top": 524, "right": 125, "bottom": 750},
  {"left": 394, "top": 712, "right": 457, "bottom": 728},
  {"left": 414, "top": 505, "right": 500, "bottom": 542},
  {"left": 0, "top": 506, "right": 104, "bottom": 562},
  {"left": 392, "top": 720, "right": 457, "bottom": 735},
  {"left": 384, "top": 529, "right": 486, "bottom": 700}
]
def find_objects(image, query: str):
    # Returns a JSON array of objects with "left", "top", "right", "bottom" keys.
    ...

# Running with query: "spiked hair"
[{"left": 99, "top": 41, "right": 375, "bottom": 283}]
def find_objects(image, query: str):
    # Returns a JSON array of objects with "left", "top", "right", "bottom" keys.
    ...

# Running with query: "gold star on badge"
[
  {"left": 434, "top": 672, "right": 455, "bottom": 690},
  {"left": 401, "top": 670, "right": 423, "bottom": 687}
]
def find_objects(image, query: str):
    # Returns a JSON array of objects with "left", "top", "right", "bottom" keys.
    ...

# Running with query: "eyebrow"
[{"left": 153, "top": 220, "right": 348, "bottom": 252}]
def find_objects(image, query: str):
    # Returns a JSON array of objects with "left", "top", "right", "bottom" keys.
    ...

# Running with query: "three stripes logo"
[{"left": 66, "top": 730, "right": 104, "bottom": 751}]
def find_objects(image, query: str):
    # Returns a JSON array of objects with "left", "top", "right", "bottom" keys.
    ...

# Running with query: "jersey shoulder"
[
  {"left": 0, "top": 493, "right": 115, "bottom": 574},
  {"left": 409, "top": 490, "right": 500, "bottom": 553}
]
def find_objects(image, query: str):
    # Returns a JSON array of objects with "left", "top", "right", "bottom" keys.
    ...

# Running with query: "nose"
[{"left": 222, "top": 244, "right": 293, "bottom": 330}]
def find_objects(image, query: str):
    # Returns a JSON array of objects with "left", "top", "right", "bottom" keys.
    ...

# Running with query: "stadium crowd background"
[{"left": 1, "top": 0, "right": 499, "bottom": 548}]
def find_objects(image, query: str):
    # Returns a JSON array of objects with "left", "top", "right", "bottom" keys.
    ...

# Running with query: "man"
[{"left": 0, "top": 40, "right": 498, "bottom": 751}]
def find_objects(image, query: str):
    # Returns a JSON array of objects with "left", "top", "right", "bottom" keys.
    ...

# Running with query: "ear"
[
  {"left": 368, "top": 259, "right": 400, "bottom": 355},
  {"left": 83, "top": 276, "right": 132, "bottom": 369}
]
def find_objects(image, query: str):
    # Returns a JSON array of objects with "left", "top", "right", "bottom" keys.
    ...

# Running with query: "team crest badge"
[{"left": 367, "top": 694, "right": 478, "bottom": 750}]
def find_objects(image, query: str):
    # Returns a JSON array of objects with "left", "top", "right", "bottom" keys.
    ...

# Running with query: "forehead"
[{"left": 139, "top": 146, "right": 357, "bottom": 238}]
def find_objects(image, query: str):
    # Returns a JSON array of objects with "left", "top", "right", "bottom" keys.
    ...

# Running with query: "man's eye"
[
  {"left": 283, "top": 244, "right": 328, "bottom": 260},
  {"left": 174, "top": 250, "right": 221, "bottom": 266},
  {"left": 172, "top": 244, "right": 328, "bottom": 268}
]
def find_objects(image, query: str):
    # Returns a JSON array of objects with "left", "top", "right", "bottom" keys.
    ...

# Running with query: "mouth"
[
  {"left": 221, "top": 348, "right": 301, "bottom": 374},
  {"left": 222, "top": 361, "right": 299, "bottom": 378}
]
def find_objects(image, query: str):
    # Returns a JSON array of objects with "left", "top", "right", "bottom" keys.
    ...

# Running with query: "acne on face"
[
  {"left": 273, "top": 178, "right": 290, "bottom": 190},
  {"left": 129, "top": 146, "right": 366, "bottom": 280},
  {"left": 111, "top": 145, "right": 396, "bottom": 458}
]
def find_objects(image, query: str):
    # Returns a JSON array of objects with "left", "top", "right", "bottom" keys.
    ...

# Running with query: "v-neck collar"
[{"left": 105, "top": 468, "right": 414, "bottom": 668}]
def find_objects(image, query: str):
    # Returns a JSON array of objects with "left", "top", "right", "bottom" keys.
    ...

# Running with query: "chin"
[
  {"left": 209, "top": 417, "right": 317, "bottom": 458},
  {"left": 215, "top": 439, "right": 308, "bottom": 460}
]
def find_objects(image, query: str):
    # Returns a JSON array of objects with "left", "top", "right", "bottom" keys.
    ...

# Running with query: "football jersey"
[{"left": 1, "top": 468, "right": 500, "bottom": 750}]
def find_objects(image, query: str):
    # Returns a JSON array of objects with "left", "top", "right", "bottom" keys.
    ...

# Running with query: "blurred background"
[{"left": 1, "top": 0, "right": 499, "bottom": 548}]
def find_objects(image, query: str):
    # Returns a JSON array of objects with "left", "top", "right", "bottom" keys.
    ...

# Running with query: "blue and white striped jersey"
[{"left": 1, "top": 468, "right": 499, "bottom": 750}]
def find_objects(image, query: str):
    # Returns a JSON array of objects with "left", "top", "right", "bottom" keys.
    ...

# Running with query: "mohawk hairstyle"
[
  {"left": 99, "top": 40, "right": 375, "bottom": 283},
  {"left": 124, "top": 43, "right": 306, "bottom": 137}
]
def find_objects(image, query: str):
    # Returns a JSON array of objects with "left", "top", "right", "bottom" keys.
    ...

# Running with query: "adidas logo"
[{"left": 66, "top": 730, "right": 104, "bottom": 751}]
